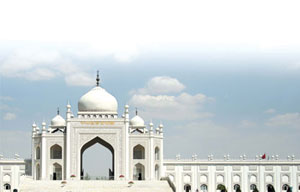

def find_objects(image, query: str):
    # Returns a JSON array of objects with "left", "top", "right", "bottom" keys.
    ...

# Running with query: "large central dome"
[{"left": 78, "top": 86, "right": 118, "bottom": 113}]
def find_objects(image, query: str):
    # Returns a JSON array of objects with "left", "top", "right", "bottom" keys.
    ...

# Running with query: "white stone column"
[
  {"left": 259, "top": 165, "right": 264, "bottom": 192},
  {"left": 66, "top": 103, "right": 71, "bottom": 180},
  {"left": 124, "top": 105, "right": 130, "bottom": 179},
  {"left": 159, "top": 124, "right": 164, "bottom": 179},
  {"left": 41, "top": 122, "right": 47, "bottom": 180},
  {"left": 149, "top": 122, "right": 154, "bottom": 180},
  {"left": 31, "top": 123, "right": 36, "bottom": 180}
]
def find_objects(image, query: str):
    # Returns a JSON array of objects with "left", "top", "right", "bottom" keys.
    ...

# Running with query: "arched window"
[
  {"left": 233, "top": 175, "right": 241, "bottom": 183},
  {"left": 250, "top": 175, "right": 257, "bottom": 183},
  {"left": 234, "top": 184, "right": 241, "bottom": 192},
  {"left": 50, "top": 144, "right": 62, "bottom": 159},
  {"left": 200, "top": 184, "right": 208, "bottom": 192},
  {"left": 184, "top": 184, "right": 191, "bottom": 192},
  {"left": 267, "top": 184, "right": 275, "bottom": 192},
  {"left": 36, "top": 146, "right": 40, "bottom": 160},
  {"left": 266, "top": 175, "right": 273, "bottom": 183},
  {"left": 36, "top": 164, "right": 40, "bottom": 180},
  {"left": 155, "top": 164, "right": 159, "bottom": 180},
  {"left": 133, "top": 145, "right": 145, "bottom": 159},
  {"left": 155, "top": 147, "right": 160, "bottom": 160},
  {"left": 13, "top": 189, "right": 18, "bottom": 192},
  {"left": 3, "top": 174, "right": 11, "bottom": 183},
  {"left": 217, "top": 175, "right": 224, "bottom": 183},
  {"left": 4, "top": 183, "right": 11, "bottom": 190},
  {"left": 200, "top": 174, "right": 208, "bottom": 183},
  {"left": 184, "top": 174, "right": 191, "bottom": 183},
  {"left": 282, "top": 175, "right": 289, "bottom": 183},
  {"left": 217, "top": 184, "right": 227, "bottom": 192}
]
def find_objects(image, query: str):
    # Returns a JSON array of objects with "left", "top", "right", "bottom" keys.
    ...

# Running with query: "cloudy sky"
[{"left": 1, "top": 0, "right": 300, "bottom": 177}]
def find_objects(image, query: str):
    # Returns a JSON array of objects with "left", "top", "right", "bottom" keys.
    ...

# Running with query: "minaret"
[
  {"left": 66, "top": 101, "right": 71, "bottom": 180},
  {"left": 124, "top": 104, "right": 130, "bottom": 179},
  {"left": 31, "top": 122, "right": 37, "bottom": 179},
  {"left": 149, "top": 121, "right": 154, "bottom": 180},
  {"left": 41, "top": 121, "right": 47, "bottom": 180},
  {"left": 159, "top": 123, "right": 164, "bottom": 178}
]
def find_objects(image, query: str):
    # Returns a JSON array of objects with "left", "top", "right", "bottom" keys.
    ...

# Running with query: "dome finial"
[
  {"left": 135, "top": 107, "right": 138, "bottom": 115},
  {"left": 57, "top": 107, "right": 59, "bottom": 115},
  {"left": 96, "top": 70, "right": 100, "bottom": 86}
]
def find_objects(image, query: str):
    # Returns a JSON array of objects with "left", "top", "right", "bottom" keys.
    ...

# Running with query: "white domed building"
[
  {"left": 31, "top": 72, "right": 164, "bottom": 184},
  {"left": 29, "top": 73, "right": 300, "bottom": 192}
]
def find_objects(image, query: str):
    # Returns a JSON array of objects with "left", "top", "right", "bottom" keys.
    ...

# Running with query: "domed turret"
[
  {"left": 77, "top": 71, "right": 118, "bottom": 115},
  {"left": 51, "top": 108, "right": 66, "bottom": 127},
  {"left": 130, "top": 109, "right": 145, "bottom": 127},
  {"left": 51, "top": 115, "right": 66, "bottom": 127}
]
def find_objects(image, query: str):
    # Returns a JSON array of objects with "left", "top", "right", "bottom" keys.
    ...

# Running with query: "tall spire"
[{"left": 96, "top": 70, "right": 100, "bottom": 86}]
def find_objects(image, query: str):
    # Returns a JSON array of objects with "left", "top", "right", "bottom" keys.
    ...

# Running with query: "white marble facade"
[
  {"left": 0, "top": 158, "right": 25, "bottom": 192},
  {"left": 31, "top": 74, "right": 163, "bottom": 181},
  {"left": 30, "top": 74, "right": 300, "bottom": 192}
]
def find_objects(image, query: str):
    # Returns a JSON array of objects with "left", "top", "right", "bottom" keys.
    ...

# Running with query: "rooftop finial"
[
  {"left": 96, "top": 70, "right": 100, "bottom": 86},
  {"left": 57, "top": 107, "right": 59, "bottom": 115},
  {"left": 135, "top": 108, "right": 138, "bottom": 116}
]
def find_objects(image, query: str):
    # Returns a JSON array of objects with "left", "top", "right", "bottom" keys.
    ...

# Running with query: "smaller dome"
[
  {"left": 51, "top": 115, "right": 66, "bottom": 127},
  {"left": 130, "top": 115, "right": 145, "bottom": 127}
]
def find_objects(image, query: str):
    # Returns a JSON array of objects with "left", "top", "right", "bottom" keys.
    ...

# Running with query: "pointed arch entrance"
[{"left": 80, "top": 136, "right": 114, "bottom": 180}]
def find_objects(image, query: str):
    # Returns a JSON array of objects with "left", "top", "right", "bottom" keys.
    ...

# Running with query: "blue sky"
[{"left": 0, "top": 0, "right": 300, "bottom": 177}]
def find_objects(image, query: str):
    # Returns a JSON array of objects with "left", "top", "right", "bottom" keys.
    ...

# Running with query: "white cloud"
[
  {"left": 129, "top": 76, "right": 213, "bottom": 120},
  {"left": 266, "top": 113, "right": 300, "bottom": 129},
  {"left": 264, "top": 108, "right": 276, "bottom": 114},
  {"left": 129, "top": 92, "right": 213, "bottom": 121},
  {"left": 133, "top": 76, "right": 185, "bottom": 95},
  {"left": 3, "top": 112, "right": 16, "bottom": 120},
  {"left": 0, "top": 48, "right": 95, "bottom": 86}
]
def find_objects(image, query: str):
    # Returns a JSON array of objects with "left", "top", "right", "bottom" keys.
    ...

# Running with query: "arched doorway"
[
  {"left": 267, "top": 184, "right": 275, "bottom": 192},
  {"left": 217, "top": 184, "right": 227, "bottom": 192},
  {"left": 234, "top": 184, "right": 241, "bottom": 192},
  {"left": 52, "top": 163, "right": 62, "bottom": 180},
  {"left": 36, "top": 164, "right": 40, "bottom": 180},
  {"left": 3, "top": 184, "right": 11, "bottom": 192},
  {"left": 184, "top": 184, "right": 191, "bottom": 192},
  {"left": 133, "top": 163, "right": 145, "bottom": 180},
  {"left": 250, "top": 184, "right": 258, "bottom": 192},
  {"left": 155, "top": 164, "right": 159, "bottom": 180},
  {"left": 80, "top": 137, "right": 114, "bottom": 180},
  {"left": 200, "top": 184, "right": 208, "bottom": 192}
]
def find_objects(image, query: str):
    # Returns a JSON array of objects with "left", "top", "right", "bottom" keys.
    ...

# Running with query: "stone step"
[{"left": 19, "top": 180, "right": 173, "bottom": 192}]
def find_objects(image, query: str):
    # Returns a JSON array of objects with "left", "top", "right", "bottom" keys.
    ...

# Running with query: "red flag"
[{"left": 262, "top": 154, "right": 266, "bottom": 159}]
